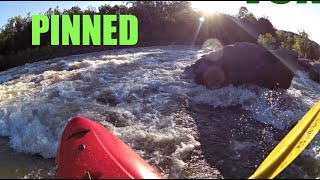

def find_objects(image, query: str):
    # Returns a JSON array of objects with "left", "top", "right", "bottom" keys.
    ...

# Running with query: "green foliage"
[
  {"left": 53, "top": 6, "right": 61, "bottom": 15},
  {"left": 276, "top": 30, "right": 294, "bottom": 49},
  {"left": 237, "top": 6, "right": 250, "bottom": 19},
  {"left": 98, "top": 4, "right": 113, "bottom": 14},
  {"left": 292, "top": 30, "right": 313, "bottom": 58},
  {"left": 4, "top": 3, "right": 312, "bottom": 71},
  {"left": 280, "top": 35, "right": 294, "bottom": 49},
  {"left": 83, "top": 6, "right": 96, "bottom": 15},
  {"left": 257, "top": 33, "right": 276, "bottom": 50},
  {"left": 275, "top": 30, "right": 320, "bottom": 60}
]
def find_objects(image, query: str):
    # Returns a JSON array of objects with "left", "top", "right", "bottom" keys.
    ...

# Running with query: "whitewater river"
[{"left": 0, "top": 46, "right": 319, "bottom": 179}]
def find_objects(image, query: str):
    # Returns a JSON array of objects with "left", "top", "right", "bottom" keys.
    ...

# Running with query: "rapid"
[{"left": 0, "top": 46, "right": 319, "bottom": 179}]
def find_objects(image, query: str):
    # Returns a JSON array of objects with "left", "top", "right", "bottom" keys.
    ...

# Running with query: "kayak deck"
[{"left": 55, "top": 116, "right": 164, "bottom": 179}]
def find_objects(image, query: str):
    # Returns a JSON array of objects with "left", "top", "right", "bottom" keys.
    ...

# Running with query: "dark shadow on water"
[
  {"left": 185, "top": 98, "right": 313, "bottom": 179},
  {"left": 0, "top": 137, "right": 56, "bottom": 179}
]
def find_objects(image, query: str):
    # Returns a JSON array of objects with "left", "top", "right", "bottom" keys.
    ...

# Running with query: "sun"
[{"left": 191, "top": 1, "right": 234, "bottom": 15}]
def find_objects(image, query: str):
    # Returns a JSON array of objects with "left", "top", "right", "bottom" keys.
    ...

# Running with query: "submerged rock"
[
  {"left": 184, "top": 42, "right": 299, "bottom": 90},
  {"left": 298, "top": 58, "right": 313, "bottom": 71},
  {"left": 309, "top": 64, "right": 320, "bottom": 83}
]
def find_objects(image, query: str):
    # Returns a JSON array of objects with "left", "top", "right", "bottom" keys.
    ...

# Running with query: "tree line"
[
  {"left": 257, "top": 30, "right": 320, "bottom": 60},
  {"left": 0, "top": 1, "right": 319, "bottom": 71}
]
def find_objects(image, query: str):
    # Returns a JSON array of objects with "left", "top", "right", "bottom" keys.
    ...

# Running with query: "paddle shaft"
[{"left": 249, "top": 101, "right": 320, "bottom": 179}]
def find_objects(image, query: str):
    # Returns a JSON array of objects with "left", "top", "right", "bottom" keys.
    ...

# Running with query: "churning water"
[{"left": 0, "top": 46, "right": 319, "bottom": 179}]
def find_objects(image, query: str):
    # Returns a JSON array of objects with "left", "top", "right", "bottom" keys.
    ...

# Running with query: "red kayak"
[{"left": 55, "top": 116, "right": 164, "bottom": 179}]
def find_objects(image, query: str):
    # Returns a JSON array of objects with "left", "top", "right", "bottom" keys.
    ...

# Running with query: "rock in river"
[{"left": 183, "top": 42, "right": 299, "bottom": 89}]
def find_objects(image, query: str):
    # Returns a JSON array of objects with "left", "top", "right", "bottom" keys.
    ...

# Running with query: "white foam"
[
  {"left": 0, "top": 46, "right": 319, "bottom": 178},
  {"left": 170, "top": 141, "right": 200, "bottom": 178},
  {"left": 113, "top": 123, "right": 200, "bottom": 178},
  {"left": 188, "top": 84, "right": 257, "bottom": 108}
]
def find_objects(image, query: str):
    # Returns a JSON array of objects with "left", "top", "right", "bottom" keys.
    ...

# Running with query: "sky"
[
  {"left": 0, "top": 1, "right": 319, "bottom": 44},
  {"left": 192, "top": 1, "right": 320, "bottom": 44},
  {"left": 0, "top": 1, "right": 121, "bottom": 26}
]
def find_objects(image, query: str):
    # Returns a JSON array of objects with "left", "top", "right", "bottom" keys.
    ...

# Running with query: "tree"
[
  {"left": 1, "top": 1, "right": 318, "bottom": 71},
  {"left": 45, "top": 8, "right": 53, "bottom": 17},
  {"left": 237, "top": 6, "right": 250, "bottom": 19},
  {"left": 54, "top": 6, "right": 61, "bottom": 15},
  {"left": 257, "top": 33, "right": 277, "bottom": 50},
  {"left": 280, "top": 35, "right": 294, "bottom": 49},
  {"left": 257, "top": 17, "right": 274, "bottom": 35},
  {"left": 292, "top": 30, "right": 312, "bottom": 58},
  {"left": 276, "top": 30, "right": 294, "bottom": 49},
  {"left": 63, "top": 6, "right": 82, "bottom": 15},
  {"left": 310, "top": 42, "right": 320, "bottom": 60},
  {"left": 84, "top": 6, "right": 96, "bottom": 15},
  {"left": 244, "top": 13, "right": 257, "bottom": 23},
  {"left": 98, "top": 4, "right": 113, "bottom": 14},
  {"left": 276, "top": 30, "right": 285, "bottom": 43},
  {"left": 118, "top": 5, "right": 129, "bottom": 14}
]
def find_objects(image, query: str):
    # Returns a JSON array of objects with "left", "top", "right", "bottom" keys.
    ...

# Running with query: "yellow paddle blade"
[{"left": 249, "top": 100, "right": 320, "bottom": 179}]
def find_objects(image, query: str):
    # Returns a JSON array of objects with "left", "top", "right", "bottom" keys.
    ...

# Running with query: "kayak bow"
[
  {"left": 55, "top": 116, "right": 164, "bottom": 179},
  {"left": 55, "top": 100, "right": 320, "bottom": 179}
]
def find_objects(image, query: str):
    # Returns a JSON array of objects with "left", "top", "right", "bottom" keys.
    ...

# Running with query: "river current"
[{"left": 0, "top": 46, "right": 319, "bottom": 178}]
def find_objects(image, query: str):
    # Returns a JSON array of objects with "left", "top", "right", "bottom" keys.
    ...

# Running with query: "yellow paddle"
[{"left": 249, "top": 100, "right": 320, "bottom": 179}]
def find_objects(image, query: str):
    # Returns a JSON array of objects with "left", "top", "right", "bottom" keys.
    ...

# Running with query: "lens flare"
[{"left": 202, "top": 38, "right": 222, "bottom": 50}]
